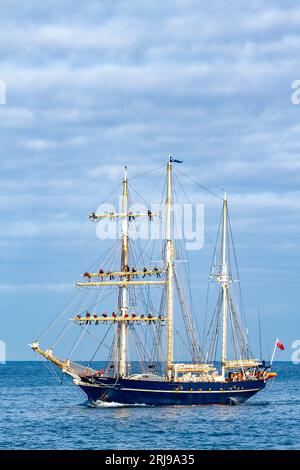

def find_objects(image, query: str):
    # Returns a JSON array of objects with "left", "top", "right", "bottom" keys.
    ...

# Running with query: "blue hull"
[{"left": 78, "top": 377, "right": 266, "bottom": 406}]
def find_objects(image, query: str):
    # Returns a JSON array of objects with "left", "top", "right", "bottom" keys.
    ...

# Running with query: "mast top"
[
  {"left": 224, "top": 191, "right": 227, "bottom": 202},
  {"left": 168, "top": 154, "right": 183, "bottom": 164},
  {"left": 124, "top": 165, "right": 128, "bottom": 181}
]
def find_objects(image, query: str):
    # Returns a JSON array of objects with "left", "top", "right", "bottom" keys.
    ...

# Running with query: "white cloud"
[
  {"left": 22, "top": 138, "right": 57, "bottom": 151},
  {"left": 21, "top": 135, "right": 89, "bottom": 151},
  {"left": 0, "top": 219, "right": 91, "bottom": 239},
  {"left": 86, "top": 164, "right": 125, "bottom": 181},
  {"left": 0, "top": 107, "right": 35, "bottom": 127},
  {"left": 0, "top": 1, "right": 299, "bottom": 359},
  {"left": 0, "top": 283, "right": 72, "bottom": 292}
]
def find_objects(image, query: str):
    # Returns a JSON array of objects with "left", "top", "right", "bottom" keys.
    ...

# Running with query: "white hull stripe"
[
  {"left": 120, "top": 387, "right": 260, "bottom": 394},
  {"left": 79, "top": 382, "right": 260, "bottom": 394}
]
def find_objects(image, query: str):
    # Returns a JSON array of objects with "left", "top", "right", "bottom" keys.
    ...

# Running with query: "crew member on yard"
[
  {"left": 143, "top": 267, "right": 148, "bottom": 277},
  {"left": 131, "top": 267, "right": 137, "bottom": 278},
  {"left": 153, "top": 267, "right": 161, "bottom": 278},
  {"left": 99, "top": 268, "right": 104, "bottom": 280},
  {"left": 86, "top": 311, "right": 91, "bottom": 325}
]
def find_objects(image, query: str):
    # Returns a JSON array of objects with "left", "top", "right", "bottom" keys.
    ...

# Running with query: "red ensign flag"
[{"left": 277, "top": 340, "right": 285, "bottom": 351}]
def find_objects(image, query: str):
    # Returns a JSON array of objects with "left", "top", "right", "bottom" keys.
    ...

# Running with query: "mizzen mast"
[{"left": 221, "top": 193, "right": 228, "bottom": 379}]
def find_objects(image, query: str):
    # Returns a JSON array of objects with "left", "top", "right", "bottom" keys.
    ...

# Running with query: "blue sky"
[{"left": 0, "top": 0, "right": 299, "bottom": 360}]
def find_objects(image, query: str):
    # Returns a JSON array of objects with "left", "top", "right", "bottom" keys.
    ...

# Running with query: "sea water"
[{"left": 0, "top": 361, "right": 299, "bottom": 450}]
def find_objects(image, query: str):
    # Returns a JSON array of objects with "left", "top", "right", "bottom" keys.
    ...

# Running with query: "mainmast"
[
  {"left": 166, "top": 159, "right": 174, "bottom": 379},
  {"left": 221, "top": 193, "right": 228, "bottom": 379},
  {"left": 118, "top": 165, "right": 128, "bottom": 377}
]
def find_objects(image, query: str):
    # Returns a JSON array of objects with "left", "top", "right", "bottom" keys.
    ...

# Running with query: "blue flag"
[{"left": 170, "top": 156, "right": 183, "bottom": 163}]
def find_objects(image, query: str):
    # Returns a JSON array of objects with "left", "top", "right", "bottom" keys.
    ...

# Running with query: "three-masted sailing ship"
[{"left": 30, "top": 158, "right": 276, "bottom": 405}]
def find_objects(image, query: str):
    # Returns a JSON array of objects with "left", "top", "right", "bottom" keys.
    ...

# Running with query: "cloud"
[
  {"left": 0, "top": 107, "right": 35, "bottom": 127},
  {"left": 0, "top": 218, "right": 90, "bottom": 239},
  {"left": 22, "top": 135, "right": 89, "bottom": 151},
  {"left": 0, "top": 0, "right": 299, "bottom": 359},
  {"left": 0, "top": 283, "right": 72, "bottom": 292},
  {"left": 22, "top": 138, "right": 58, "bottom": 151}
]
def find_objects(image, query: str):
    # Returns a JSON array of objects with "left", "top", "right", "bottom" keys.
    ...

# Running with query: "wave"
[{"left": 89, "top": 400, "right": 150, "bottom": 408}]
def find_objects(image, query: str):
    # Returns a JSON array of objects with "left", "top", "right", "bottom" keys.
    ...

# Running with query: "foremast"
[
  {"left": 166, "top": 159, "right": 174, "bottom": 379},
  {"left": 118, "top": 165, "right": 128, "bottom": 377}
]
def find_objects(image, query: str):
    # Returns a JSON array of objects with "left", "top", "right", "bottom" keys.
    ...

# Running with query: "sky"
[{"left": 0, "top": 0, "right": 299, "bottom": 361}]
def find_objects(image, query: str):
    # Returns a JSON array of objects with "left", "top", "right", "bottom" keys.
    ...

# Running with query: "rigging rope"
[{"left": 173, "top": 165, "right": 223, "bottom": 201}]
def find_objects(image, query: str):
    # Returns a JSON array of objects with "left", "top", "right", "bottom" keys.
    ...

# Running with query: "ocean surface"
[{"left": 0, "top": 361, "right": 299, "bottom": 450}]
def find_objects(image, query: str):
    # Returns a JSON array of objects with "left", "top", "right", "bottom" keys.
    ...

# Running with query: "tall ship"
[{"left": 30, "top": 157, "right": 276, "bottom": 405}]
